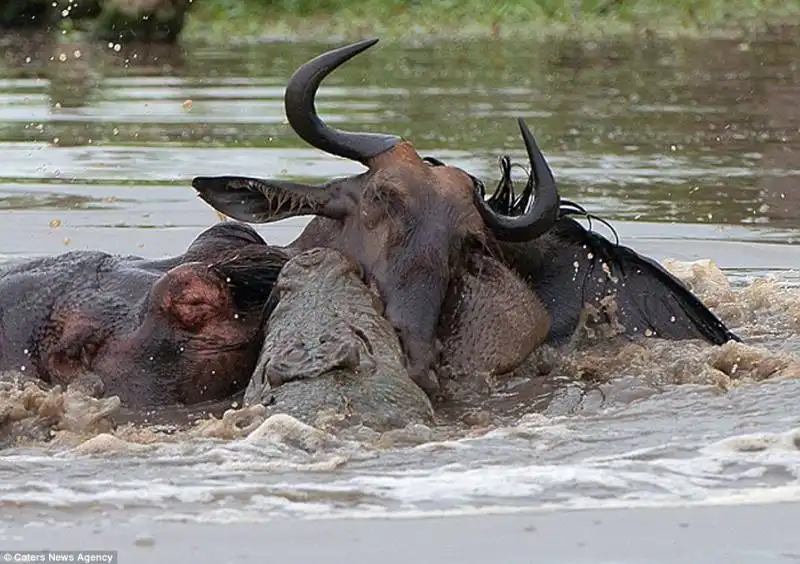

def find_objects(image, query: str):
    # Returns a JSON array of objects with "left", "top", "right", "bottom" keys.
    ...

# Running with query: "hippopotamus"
[
  {"left": 191, "top": 38, "right": 740, "bottom": 401},
  {"left": 244, "top": 247, "right": 434, "bottom": 431},
  {"left": 0, "top": 222, "right": 288, "bottom": 409}
]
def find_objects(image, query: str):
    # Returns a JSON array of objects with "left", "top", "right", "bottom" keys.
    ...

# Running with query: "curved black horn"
[
  {"left": 473, "top": 118, "right": 561, "bottom": 243},
  {"left": 284, "top": 38, "right": 400, "bottom": 163}
]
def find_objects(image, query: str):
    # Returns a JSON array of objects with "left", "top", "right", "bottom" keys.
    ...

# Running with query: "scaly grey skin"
[
  {"left": 0, "top": 222, "right": 288, "bottom": 409},
  {"left": 244, "top": 247, "right": 434, "bottom": 431}
]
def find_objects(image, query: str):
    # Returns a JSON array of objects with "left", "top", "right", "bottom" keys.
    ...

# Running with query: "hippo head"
[{"left": 24, "top": 223, "right": 288, "bottom": 408}]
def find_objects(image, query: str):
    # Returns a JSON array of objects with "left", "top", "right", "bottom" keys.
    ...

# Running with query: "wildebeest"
[
  {"left": 192, "top": 38, "right": 739, "bottom": 399},
  {"left": 0, "top": 223, "right": 288, "bottom": 408}
]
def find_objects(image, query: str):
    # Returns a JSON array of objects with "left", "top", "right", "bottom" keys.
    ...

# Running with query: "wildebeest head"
[{"left": 192, "top": 39, "right": 560, "bottom": 397}]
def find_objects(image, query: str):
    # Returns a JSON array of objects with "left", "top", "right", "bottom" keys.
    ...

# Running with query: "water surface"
[{"left": 0, "top": 31, "right": 799, "bottom": 542}]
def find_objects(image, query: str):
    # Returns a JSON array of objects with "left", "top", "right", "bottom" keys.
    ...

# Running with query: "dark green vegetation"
[
  {"left": 1, "top": 0, "right": 189, "bottom": 43},
  {"left": 185, "top": 0, "right": 800, "bottom": 42},
  {"left": 3, "top": 0, "right": 800, "bottom": 43}
]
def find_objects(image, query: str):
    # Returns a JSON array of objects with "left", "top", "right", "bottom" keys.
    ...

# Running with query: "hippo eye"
[
  {"left": 63, "top": 343, "right": 82, "bottom": 359},
  {"left": 83, "top": 342, "right": 99, "bottom": 361},
  {"left": 60, "top": 341, "right": 98, "bottom": 371}
]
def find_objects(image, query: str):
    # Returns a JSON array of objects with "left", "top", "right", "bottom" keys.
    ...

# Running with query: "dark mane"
[
  {"left": 450, "top": 153, "right": 740, "bottom": 346},
  {"left": 550, "top": 216, "right": 740, "bottom": 345},
  {"left": 488, "top": 153, "right": 622, "bottom": 243}
]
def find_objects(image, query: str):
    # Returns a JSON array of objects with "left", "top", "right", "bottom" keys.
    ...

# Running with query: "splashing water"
[
  {"left": 0, "top": 259, "right": 797, "bottom": 528},
  {"left": 1, "top": 33, "right": 799, "bottom": 543}
]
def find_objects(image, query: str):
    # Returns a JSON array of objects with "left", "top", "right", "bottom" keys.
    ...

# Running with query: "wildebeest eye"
[
  {"left": 360, "top": 197, "right": 385, "bottom": 230},
  {"left": 361, "top": 184, "right": 405, "bottom": 229}
]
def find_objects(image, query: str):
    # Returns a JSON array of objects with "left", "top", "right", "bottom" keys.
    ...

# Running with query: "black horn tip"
[
  {"left": 283, "top": 37, "right": 400, "bottom": 163},
  {"left": 352, "top": 37, "right": 380, "bottom": 51},
  {"left": 474, "top": 118, "right": 561, "bottom": 243},
  {"left": 295, "top": 38, "right": 381, "bottom": 76},
  {"left": 517, "top": 118, "right": 535, "bottom": 145}
]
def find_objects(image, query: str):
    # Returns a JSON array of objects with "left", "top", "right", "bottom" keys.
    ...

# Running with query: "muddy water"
[{"left": 0, "top": 31, "right": 799, "bottom": 543}]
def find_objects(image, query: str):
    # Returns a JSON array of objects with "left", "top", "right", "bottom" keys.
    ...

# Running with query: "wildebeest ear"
[
  {"left": 153, "top": 263, "right": 234, "bottom": 332},
  {"left": 191, "top": 176, "right": 355, "bottom": 223}
]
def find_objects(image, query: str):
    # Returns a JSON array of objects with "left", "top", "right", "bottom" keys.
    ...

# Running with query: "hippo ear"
[{"left": 153, "top": 264, "right": 235, "bottom": 332}]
